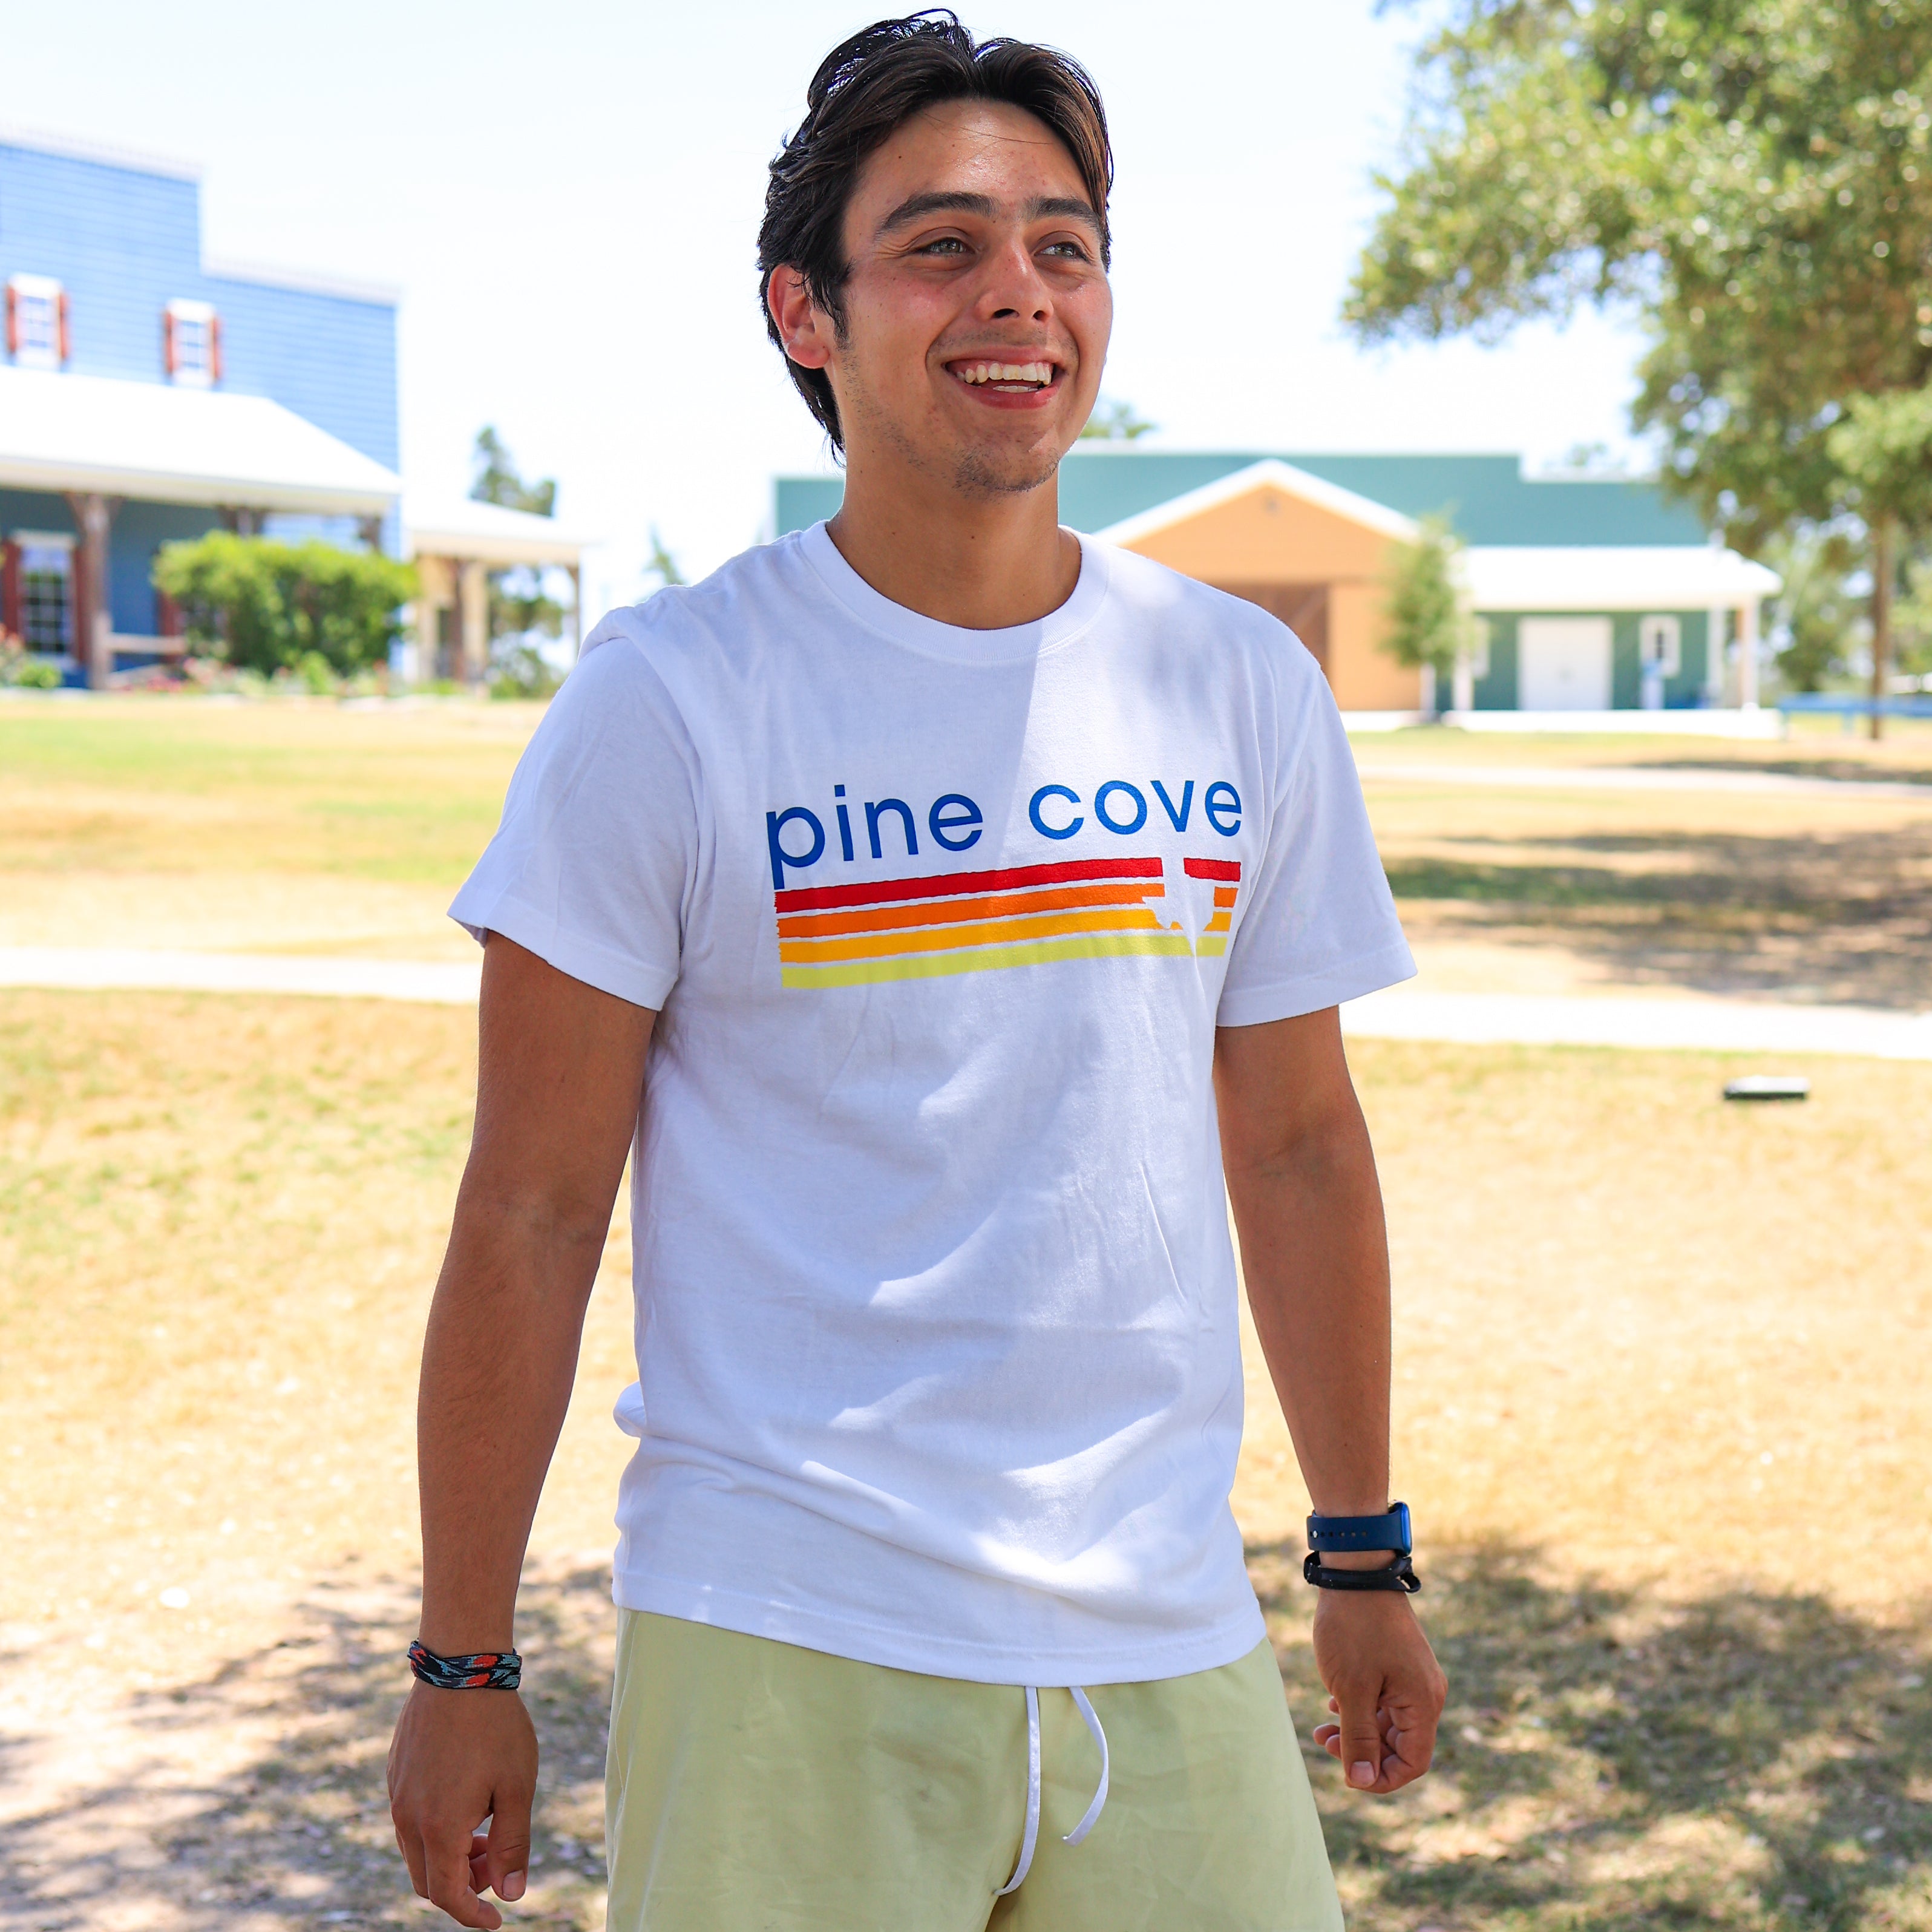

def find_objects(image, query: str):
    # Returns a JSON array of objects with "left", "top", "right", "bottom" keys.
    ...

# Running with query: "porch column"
[
  {"left": 457, "top": 558, "right": 489, "bottom": 687},
  {"left": 1737, "top": 599, "right": 1760, "bottom": 710},
  {"left": 568, "top": 563, "right": 583, "bottom": 660},
  {"left": 1706, "top": 606, "right": 1727, "bottom": 705},
  {"left": 65, "top": 491, "right": 119, "bottom": 690}
]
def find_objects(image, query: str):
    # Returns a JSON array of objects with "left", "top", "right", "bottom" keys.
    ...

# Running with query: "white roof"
[
  {"left": 403, "top": 495, "right": 592, "bottom": 568},
  {"left": 1095, "top": 457, "right": 1422, "bottom": 548},
  {"left": 0, "top": 366, "right": 399, "bottom": 515},
  {"left": 1464, "top": 545, "right": 1782, "bottom": 611}
]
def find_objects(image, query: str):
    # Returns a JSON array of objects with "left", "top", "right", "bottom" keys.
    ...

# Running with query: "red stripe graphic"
[
  {"left": 1184, "top": 858, "right": 1242, "bottom": 882},
  {"left": 776, "top": 856, "right": 1164, "bottom": 914}
]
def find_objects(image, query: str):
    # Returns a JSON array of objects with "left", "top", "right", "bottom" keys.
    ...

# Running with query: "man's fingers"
[
  {"left": 395, "top": 1821, "right": 430, "bottom": 1899},
  {"left": 1332, "top": 1674, "right": 1387, "bottom": 1789},
  {"left": 425, "top": 1828, "right": 503, "bottom": 1931},
  {"left": 483, "top": 1787, "right": 534, "bottom": 1904}
]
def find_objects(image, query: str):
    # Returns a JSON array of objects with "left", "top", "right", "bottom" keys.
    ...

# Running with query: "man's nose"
[{"left": 980, "top": 237, "right": 1052, "bottom": 323}]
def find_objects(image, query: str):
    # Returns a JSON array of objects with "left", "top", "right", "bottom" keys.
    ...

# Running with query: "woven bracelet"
[{"left": 408, "top": 1639, "right": 522, "bottom": 1691}]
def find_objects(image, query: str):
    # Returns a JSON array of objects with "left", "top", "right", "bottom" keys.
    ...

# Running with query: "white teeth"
[{"left": 954, "top": 359, "right": 1054, "bottom": 386}]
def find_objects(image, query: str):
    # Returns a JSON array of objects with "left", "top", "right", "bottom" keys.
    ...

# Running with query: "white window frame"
[
  {"left": 1639, "top": 614, "right": 1683, "bottom": 676},
  {"left": 7, "top": 273, "right": 64, "bottom": 370},
  {"left": 165, "top": 298, "right": 218, "bottom": 386}
]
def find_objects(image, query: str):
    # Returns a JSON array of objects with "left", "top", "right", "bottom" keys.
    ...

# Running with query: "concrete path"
[
  {"left": 1353, "top": 762, "right": 1932, "bottom": 802},
  {"left": 1341, "top": 985, "right": 1932, "bottom": 1061},
  {"left": 4, "top": 946, "right": 1930, "bottom": 1061}
]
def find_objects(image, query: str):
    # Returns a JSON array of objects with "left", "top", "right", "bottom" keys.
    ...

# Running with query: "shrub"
[
  {"left": 0, "top": 628, "right": 64, "bottom": 688},
  {"left": 152, "top": 533, "right": 416, "bottom": 676},
  {"left": 488, "top": 639, "right": 563, "bottom": 701}
]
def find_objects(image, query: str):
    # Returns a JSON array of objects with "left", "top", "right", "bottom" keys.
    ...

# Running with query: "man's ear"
[{"left": 767, "top": 268, "right": 833, "bottom": 371}]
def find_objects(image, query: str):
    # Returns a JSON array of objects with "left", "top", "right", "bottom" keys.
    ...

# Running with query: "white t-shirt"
[{"left": 450, "top": 522, "right": 1413, "bottom": 1686}]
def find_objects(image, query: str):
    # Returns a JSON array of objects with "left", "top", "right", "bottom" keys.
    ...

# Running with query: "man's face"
[{"left": 797, "top": 99, "right": 1113, "bottom": 497}]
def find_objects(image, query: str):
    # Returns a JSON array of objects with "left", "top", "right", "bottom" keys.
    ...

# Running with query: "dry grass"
[
  {"left": 3, "top": 988, "right": 1928, "bottom": 1929},
  {"left": 0, "top": 698, "right": 537, "bottom": 956},
  {"left": 3, "top": 699, "right": 1929, "bottom": 1928}
]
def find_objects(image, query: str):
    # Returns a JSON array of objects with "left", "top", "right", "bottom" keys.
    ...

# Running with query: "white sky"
[{"left": 9, "top": 0, "right": 1654, "bottom": 609}]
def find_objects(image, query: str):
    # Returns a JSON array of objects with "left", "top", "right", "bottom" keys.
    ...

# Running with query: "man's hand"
[
  {"left": 1310, "top": 1591, "right": 1446, "bottom": 1795},
  {"left": 388, "top": 1683, "right": 538, "bottom": 1929}
]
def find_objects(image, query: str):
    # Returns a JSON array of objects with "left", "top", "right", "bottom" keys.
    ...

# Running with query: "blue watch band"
[{"left": 1306, "top": 1501, "right": 1412, "bottom": 1554}]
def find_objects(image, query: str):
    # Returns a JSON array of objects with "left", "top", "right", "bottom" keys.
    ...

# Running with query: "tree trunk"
[{"left": 1870, "top": 517, "right": 1894, "bottom": 743}]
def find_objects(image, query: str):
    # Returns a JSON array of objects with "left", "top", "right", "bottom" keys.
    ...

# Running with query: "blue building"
[{"left": 0, "top": 129, "right": 401, "bottom": 685}]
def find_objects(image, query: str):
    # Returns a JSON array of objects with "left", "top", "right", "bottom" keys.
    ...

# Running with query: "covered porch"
[
  {"left": 401, "top": 497, "right": 592, "bottom": 688},
  {"left": 0, "top": 364, "right": 399, "bottom": 687}
]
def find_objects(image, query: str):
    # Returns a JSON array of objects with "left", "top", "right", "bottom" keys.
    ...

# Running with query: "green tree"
[
  {"left": 152, "top": 533, "right": 416, "bottom": 676},
  {"left": 470, "top": 427, "right": 564, "bottom": 646},
  {"left": 1762, "top": 523, "right": 1862, "bottom": 692},
  {"left": 1079, "top": 396, "right": 1157, "bottom": 441},
  {"left": 1382, "top": 515, "right": 1482, "bottom": 713},
  {"left": 1826, "top": 378, "right": 1932, "bottom": 712},
  {"left": 1347, "top": 1, "right": 1932, "bottom": 730},
  {"left": 645, "top": 526, "right": 685, "bottom": 589}
]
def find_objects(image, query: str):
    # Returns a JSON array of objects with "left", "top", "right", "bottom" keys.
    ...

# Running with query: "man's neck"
[{"left": 825, "top": 454, "right": 1080, "bottom": 631}]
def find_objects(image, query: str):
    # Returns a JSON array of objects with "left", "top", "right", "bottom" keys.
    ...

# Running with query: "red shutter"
[
  {"left": 156, "top": 586, "right": 182, "bottom": 638},
  {"left": 57, "top": 290, "right": 71, "bottom": 364},
  {"left": 1, "top": 540, "right": 21, "bottom": 640},
  {"left": 163, "top": 309, "right": 177, "bottom": 376},
  {"left": 209, "top": 313, "right": 223, "bottom": 384},
  {"left": 4, "top": 286, "right": 15, "bottom": 358}
]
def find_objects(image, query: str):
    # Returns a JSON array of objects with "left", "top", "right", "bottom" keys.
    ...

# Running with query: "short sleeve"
[
  {"left": 1215, "top": 660, "right": 1415, "bottom": 1027},
  {"left": 447, "top": 624, "right": 698, "bottom": 1010}
]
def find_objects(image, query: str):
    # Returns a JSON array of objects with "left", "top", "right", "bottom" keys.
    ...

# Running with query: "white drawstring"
[
  {"left": 995, "top": 1685, "right": 1110, "bottom": 1896},
  {"left": 994, "top": 1686, "right": 1042, "bottom": 1897}
]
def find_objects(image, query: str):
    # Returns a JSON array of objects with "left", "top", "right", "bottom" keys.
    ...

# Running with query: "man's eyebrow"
[
  {"left": 877, "top": 191, "right": 997, "bottom": 234},
  {"left": 874, "top": 190, "right": 1103, "bottom": 236}
]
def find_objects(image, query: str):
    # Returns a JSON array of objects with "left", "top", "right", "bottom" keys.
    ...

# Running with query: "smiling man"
[{"left": 387, "top": 14, "right": 1443, "bottom": 1931}]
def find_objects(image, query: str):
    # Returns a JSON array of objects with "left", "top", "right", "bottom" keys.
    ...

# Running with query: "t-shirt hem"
[
  {"left": 609, "top": 1568, "right": 1268, "bottom": 1688},
  {"left": 1216, "top": 938, "right": 1418, "bottom": 1029},
  {"left": 447, "top": 887, "right": 676, "bottom": 1011}
]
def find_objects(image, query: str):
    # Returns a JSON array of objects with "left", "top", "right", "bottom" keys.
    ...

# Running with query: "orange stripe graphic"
[
  {"left": 779, "top": 904, "right": 1165, "bottom": 964},
  {"left": 779, "top": 879, "right": 1165, "bottom": 940}
]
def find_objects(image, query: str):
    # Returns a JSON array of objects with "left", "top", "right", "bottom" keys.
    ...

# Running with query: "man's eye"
[
  {"left": 920, "top": 237, "right": 969, "bottom": 255},
  {"left": 1043, "top": 241, "right": 1090, "bottom": 261}
]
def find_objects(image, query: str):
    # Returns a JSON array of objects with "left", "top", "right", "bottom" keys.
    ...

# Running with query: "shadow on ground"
[
  {"left": 2, "top": 1565, "right": 614, "bottom": 1932},
  {"left": 1257, "top": 1542, "right": 1932, "bottom": 1932},
  {"left": 1385, "top": 821, "right": 1932, "bottom": 1007},
  {"left": 1637, "top": 756, "right": 1932, "bottom": 792},
  {"left": 6, "top": 1551, "right": 1928, "bottom": 1931}
]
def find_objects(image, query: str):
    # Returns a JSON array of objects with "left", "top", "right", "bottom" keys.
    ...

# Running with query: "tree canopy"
[
  {"left": 1079, "top": 396, "right": 1158, "bottom": 441},
  {"left": 470, "top": 427, "right": 563, "bottom": 643},
  {"left": 1347, "top": 1, "right": 1932, "bottom": 555}
]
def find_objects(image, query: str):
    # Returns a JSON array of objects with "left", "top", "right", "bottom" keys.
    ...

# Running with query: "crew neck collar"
[{"left": 799, "top": 520, "right": 1109, "bottom": 665}]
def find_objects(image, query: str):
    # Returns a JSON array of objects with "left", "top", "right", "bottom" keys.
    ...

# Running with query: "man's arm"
[
  {"left": 1214, "top": 1006, "right": 1445, "bottom": 1796},
  {"left": 388, "top": 936, "right": 655, "bottom": 1929}
]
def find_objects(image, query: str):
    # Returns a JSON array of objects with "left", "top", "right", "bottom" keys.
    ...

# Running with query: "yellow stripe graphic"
[{"left": 782, "top": 930, "right": 1194, "bottom": 987}]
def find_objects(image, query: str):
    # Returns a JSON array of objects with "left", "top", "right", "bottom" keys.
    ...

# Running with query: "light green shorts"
[{"left": 605, "top": 1609, "right": 1341, "bottom": 1931}]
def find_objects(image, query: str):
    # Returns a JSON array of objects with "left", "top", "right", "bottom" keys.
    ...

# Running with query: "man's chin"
[{"left": 950, "top": 435, "right": 1068, "bottom": 500}]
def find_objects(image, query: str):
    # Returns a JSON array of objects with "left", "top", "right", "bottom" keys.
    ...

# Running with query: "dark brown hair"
[{"left": 758, "top": 11, "right": 1113, "bottom": 453}]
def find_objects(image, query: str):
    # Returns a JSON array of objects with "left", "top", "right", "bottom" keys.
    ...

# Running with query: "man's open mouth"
[{"left": 946, "top": 359, "right": 1061, "bottom": 395}]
